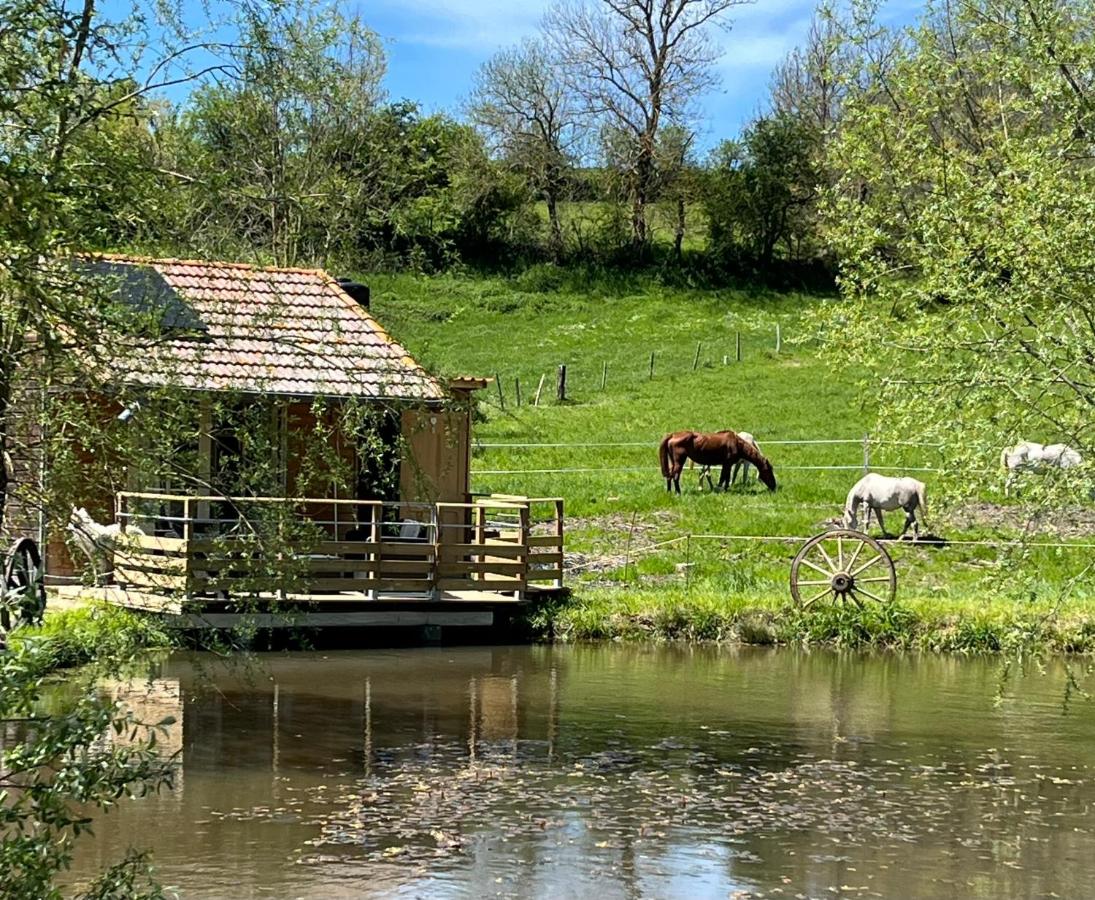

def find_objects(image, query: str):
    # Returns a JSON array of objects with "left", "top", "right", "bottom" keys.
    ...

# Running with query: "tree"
[
  {"left": 706, "top": 114, "right": 822, "bottom": 269},
  {"left": 654, "top": 125, "right": 700, "bottom": 260},
  {"left": 545, "top": 0, "right": 746, "bottom": 252},
  {"left": 0, "top": 5, "right": 224, "bottom": 893},
  {"left": 177, "top": 0, "right": 386, "bottom": 266},
  {"left": 821, "top": 0, "right": 1095, "bottom": 503},
  {"left": 468, "top": 38, "right": 582, "bottom": 260},
  {"left": 770, "top": 12, "right": 849, "bottom": 139}
]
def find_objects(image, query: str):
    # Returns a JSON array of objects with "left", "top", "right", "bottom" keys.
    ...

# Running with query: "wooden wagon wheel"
[
  {"left": 790, "top": 529, "right": 896, "bottom": 608},
  {"left": 1, "top": 538, "right": 47, "bottom": 632}
]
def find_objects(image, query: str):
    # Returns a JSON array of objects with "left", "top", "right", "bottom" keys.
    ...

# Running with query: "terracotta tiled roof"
[{"left": 89, "top": 256, "right": 446, "bottom": 401}]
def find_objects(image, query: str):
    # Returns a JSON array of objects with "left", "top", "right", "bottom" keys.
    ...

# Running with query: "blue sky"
[{"left": 364, "top": 0, "right": 820, "bottom": 151}]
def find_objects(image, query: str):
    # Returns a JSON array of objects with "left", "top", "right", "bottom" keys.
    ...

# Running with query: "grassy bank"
[
  {"left": 10, "top": 604, "right": 176, "bottom": 678},
  {"left": 370, "top": 270, "right": 1095, "bottom": 649}
]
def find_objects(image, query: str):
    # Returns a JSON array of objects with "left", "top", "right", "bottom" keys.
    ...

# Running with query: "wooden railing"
[{"left": 113, "top": 492, "right": 564, "bottom": 600}]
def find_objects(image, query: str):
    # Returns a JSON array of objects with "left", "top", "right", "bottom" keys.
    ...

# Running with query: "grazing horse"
[
  {"left": 659, "top": 430, "right": 777, "bottom": 494},
  {"left": 843, "top": 473, "right": 928, "bottom": 538},
  {"left": 697, "top": 431, "right": 761, "bottom": 491},
  {"left": 1001, "top": 440, "right": 1083, "bottom": 496}
]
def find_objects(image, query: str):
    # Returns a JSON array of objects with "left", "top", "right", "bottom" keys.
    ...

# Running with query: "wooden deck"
[
  {"left": 51, "top": 584, "right": 544, "bottom": 628},
  {"left": 69, "top": 492, "right": 565, "bottom": 628}
]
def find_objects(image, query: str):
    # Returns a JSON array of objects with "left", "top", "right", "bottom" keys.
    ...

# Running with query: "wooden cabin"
[{"left": 37, "top": 256, "right": 562, "bottom": 620}]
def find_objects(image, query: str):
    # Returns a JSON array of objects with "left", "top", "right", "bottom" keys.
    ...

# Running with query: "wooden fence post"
[
  {"left": 514, "top": 376, "right": 522, "bottom": 407},
  {"left": 736, "top": 332, "right": 742, "bottom": 362},
  {"left": 533, "top": 374, "right": 546, "bottom": 406},
  {"left": 601, "top": 360, "right": 608, "bottom": 390},
  {"left": 863, "top": 433, "right": 871, "bottom": 474},
  {"left": 692, "top": 342, "right": 702, "bottom": 371},
  {"left": 775, "top": 323, "right": 782, "bottom": 353},
  {"left": 556, "top": 364, "right": 567, "bottom": 402},
  {"left": 649, "top": 351, "right": 655, "bottom": 379},
  {"left": 495, "top": 373, "right": 505, "bottom": 410}
]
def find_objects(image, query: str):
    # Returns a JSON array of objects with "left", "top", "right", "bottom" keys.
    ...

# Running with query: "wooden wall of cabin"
[
  {"left": 400, "top": 406, "right": 471, "bottom": 542},
  {"left": 43, "top": 394, "right": 125, "bottom": 579},
  {"left": 399, "top": 407, "right": 470, "bottom": 504}
]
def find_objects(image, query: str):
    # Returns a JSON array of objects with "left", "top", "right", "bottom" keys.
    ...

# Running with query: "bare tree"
[
  {"left": 546, "top": 0, "right": 747, "bottom": 252},
  {"left": 468, "top": 39, "right": 582, "bottom": 259},
  {"left": 770, "top": 14, "right": 848, "bottom": 138}
]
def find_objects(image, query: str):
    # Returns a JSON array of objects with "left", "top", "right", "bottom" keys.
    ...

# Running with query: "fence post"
[
  {"left": 533, "top": 374, "right": 546, "bottom": 406},
  {"left": 649, "top": 351, "right": 655, "bottom": 379},
  {"left": 723, "top": 355, "right": 728, "bottom": 366},
  {"left": 495, "top": 373, "right": 505, "bottom": 410},
  {"left": 692, "top": 342, "right": 702, "bottom": 371},
  {"left": 735, "top": 332, "right": 742, "bottom": 362},
  {"left": 776, "top": 324, "right": 781, "bottom": 353},
  {"left": 514, "top": 376, "right": 522, "bottom": 407},
  {"left": 556, "top": 364, "right": 567, "bottom": 402},
  {"left": 863, "top": 433, "right": 871, "bottom": 474},
  {"left": 601, "top": 360, "right": 608, "bottom": 390}
]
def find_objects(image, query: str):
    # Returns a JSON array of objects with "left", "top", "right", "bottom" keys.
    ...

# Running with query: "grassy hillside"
[{"left": 370, "top": 272, "right": 1095, "bottom": 648}]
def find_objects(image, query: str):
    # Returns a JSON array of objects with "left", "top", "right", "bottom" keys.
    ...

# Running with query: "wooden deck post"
[
  {"left": 182, "top": 497, "right": 192, "bottom": 542},
  {"left": 368, "top": 501, "right": 380, "bottom": 601},
  {"left": 475, "top": 505, "right": 486, "bottom": 584},
  {"left": 553, "top": 499, "right": 564, "bottom": 589},
  {"left": 517, "top": 503, "right": 530, "bottom": 600},
  {"left": 430, "top": 503, "right": 440, "bottom": 601}
]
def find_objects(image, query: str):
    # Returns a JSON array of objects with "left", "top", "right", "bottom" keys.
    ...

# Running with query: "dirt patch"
[
  {"left": 947, "top": 501, "right": 1095, "bottom": 539},
  {"left": 560, "top": 511, "right": 680, "bottom": 578}
]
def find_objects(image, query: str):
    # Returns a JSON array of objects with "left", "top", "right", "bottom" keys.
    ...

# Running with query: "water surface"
[{"left": 71, "top": 646, "right": 1095, "bottom": 898}]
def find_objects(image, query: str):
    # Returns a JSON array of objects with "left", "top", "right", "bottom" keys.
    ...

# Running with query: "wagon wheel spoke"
[
  {"left": 853, "top": 586, "right": 889, "bottom": 605},
  {"left": 837, "top": 535, "right": 843, "bottom": 569},
  {"left": 845, "top": 539, "right": 866, "bottom": 572},
  {"left": 848, "top": 590, "right": 866, "bottom": 608},
  {"left": 796, "top": 579, "right": 834, "bottom": 586},
  {"left": 850, "top": 555, "right": 884, "bottom": 578},
  {"left": 857, "top": 575, "right": 893, "bottom": 584},
  {"left": 799, "top": 558, "right": 835, "bottom": 579},
  {"left": 814, "top": 541, "right": 838, "bottom": 574},
  {"left": 801, "top": 587, "right": 834, "bottom": 609}
]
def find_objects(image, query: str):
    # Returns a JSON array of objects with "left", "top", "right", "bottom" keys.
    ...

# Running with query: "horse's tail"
[
  {"left": 658, "top": 435, "right": 671, "bottom": 479},
  {"left": 915, "top": 481, "right": 929, "bottom": 528},
  {"left": 1000, "top": 446, "right": 1011, "bottom": 470}
]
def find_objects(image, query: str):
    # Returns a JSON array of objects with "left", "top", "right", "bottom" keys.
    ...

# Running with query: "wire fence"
[
  {"left": 471, "top": 434, "right": 947, "bottom": 478},
  {"left": 481, "top": 326, "right": 814, "bottom": 409},
  {"left": 564, "top": 529, "right": 1095, "bottom": 580}
]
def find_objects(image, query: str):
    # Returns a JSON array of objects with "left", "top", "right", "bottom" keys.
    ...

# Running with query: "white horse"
[
  {"left": 67, "top": 507, "right": 145, "bottom": 583},
  {"left": 698, "top": 432, "right": 761, "bottom": 490},
  {"left": 1001, "top": 440, "right": 1083, "bottom": 495},
  {"left": 843, "top": 473, "right": 928, "bottom": 538}
]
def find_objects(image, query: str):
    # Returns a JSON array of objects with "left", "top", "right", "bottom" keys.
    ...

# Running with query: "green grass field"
[{"left": 369, "top": 271, "right": 1095, "bottom": 649}]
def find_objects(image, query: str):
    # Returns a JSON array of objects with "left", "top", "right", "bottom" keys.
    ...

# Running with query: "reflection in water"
[{"left": 69, "top": 646, "right": 1095, "bottom": 899}]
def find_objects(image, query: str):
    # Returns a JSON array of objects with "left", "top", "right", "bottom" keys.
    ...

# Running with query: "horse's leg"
[
  {"left": 876, "top": 508, "right": 891, "bottom": 538},
  {"left": 898, "top": 510, "right": 913, "bottom": 539},
  {"left": 718, "top": 463, "right": 732, "bottom": 491}
]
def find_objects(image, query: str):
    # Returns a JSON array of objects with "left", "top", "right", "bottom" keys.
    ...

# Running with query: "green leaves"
[{"left": 820, "top": 0, "right": 1095, "bottom": 508}]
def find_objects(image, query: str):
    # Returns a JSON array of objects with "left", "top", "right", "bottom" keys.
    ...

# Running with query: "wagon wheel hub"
[{"left": 831, "top": 571, "right": 852, "bottom": 594}]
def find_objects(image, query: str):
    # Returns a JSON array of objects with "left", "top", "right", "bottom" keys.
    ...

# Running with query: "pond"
[{"left": 70, "top": 645, "right": 1095, "bottom": 898}]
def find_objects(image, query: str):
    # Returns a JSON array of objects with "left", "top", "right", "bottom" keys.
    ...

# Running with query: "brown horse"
[{"left": 658, "top": 430, "right": 777, "bottom": 494}]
